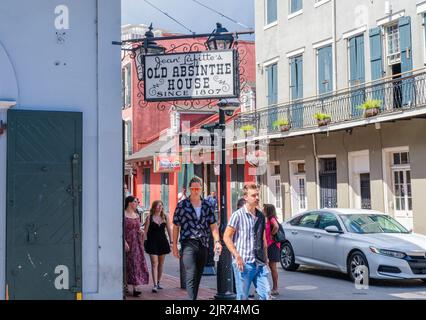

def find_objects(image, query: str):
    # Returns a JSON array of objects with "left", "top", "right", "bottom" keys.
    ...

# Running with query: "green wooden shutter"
[
  {"left": 318, "top": 45, "right": 333, "bottom": 94},
  {"left": 399, "top": 16, "right": 413, "bottom": 106},
  {"left": 161, "top": 173, "right": 169, "bottom": 213},
  {"left": 350, "top": 35, "right": 366, "bottom": 116},
  {"left": 399, "top": 16, "right": 413, "bottom": 74},
  {"left": 267, "top": 0, "right": 277, "bottom": 24},
  {"left": 369, "top": 27, "right": 383, "bottom": 81},
  {"left": 143, "top": 168, "right": 150, "bottom": 208},
  {"left": 267, "top": 64, "right": 278, "bottom": 132},
  {"left": 291, "top": 56, "right": 304, "bottom": 128},
  {"left": 291, "top": 0, "right": 302, "bottom": 13},
  {"left": 126, "top": 121, "right": 132, "bottom": 156},
  {"left": 369, "top": 27, "right": 384, "bottom": 102}
]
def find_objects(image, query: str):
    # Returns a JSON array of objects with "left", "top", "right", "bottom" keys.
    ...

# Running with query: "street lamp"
[
  {"left": 213, "top": 98, "right": 239, "bottom": 300},
  {"left": 205, "top": 23, "right": 235, "bottom": 50},
  {"left": 134, "top": 23, "right": 165, "bottom": 81}
]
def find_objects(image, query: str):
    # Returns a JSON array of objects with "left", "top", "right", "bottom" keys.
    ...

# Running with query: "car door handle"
[
  {"left": 314, "top": 234, "right": 321, "bottom": 239},
  {"left": 291, "top": 231, "right": 298, "bottom": 235}
]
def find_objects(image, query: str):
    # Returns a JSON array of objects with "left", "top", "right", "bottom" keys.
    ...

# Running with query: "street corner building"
[
  {"left": 0, "top": 1, "right": 123, "bottom": 299},
  {"left": 233, "top": 0, "right": 426, "bottom": 233}
]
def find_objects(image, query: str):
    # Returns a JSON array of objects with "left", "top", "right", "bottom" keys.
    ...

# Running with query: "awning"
[{"left": 126, "top": 138, "right": 171, "bottom": 162}]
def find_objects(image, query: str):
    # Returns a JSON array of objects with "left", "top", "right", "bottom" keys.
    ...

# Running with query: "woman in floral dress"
[{"left": 124, "top": 196, "right": 149, "bottom": 297}]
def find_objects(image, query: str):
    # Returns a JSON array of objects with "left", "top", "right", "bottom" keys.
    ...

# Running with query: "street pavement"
[{"left": 144, "top": 253, "right": 426, "bottom": 300}]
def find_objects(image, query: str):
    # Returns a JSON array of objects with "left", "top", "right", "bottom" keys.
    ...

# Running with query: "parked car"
[{"left": 280, "top": 209, "right": 426, "bottom": 283}]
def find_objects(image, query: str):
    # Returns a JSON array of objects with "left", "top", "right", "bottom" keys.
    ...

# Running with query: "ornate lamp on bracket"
[
  {"left": 133, "top": 23, "right": 166, "bottom": 81},
  {"left": 205, "top": 22, "right": 235, "bottom": 50}
]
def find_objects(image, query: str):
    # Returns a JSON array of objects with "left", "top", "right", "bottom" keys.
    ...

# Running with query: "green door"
[
  {"left": 161, "top": 173, "right": 169, "bottom": 213},
  {"left": 6, "top": 110, "right": 82, "bottom": 300}
]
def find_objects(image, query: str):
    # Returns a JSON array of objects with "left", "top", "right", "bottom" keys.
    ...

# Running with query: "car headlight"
[{"left": 370, "top": 246, "right": 406, "bottom": 259}]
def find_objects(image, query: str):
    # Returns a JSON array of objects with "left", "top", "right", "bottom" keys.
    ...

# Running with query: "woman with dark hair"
[
  {"left": 143, "top": 200, "right": 172, "bottom": 293},
  {"left": 124, "top": 196, "right": 149, "bottom": 297},
  {"left": 263, "top": 203, "right": 280, "bottom": 296}
]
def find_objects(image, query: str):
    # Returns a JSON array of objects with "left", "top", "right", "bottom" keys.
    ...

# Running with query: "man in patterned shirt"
[
  {"left": 172, "top": 176, "right": 222, "bottom": 300},
  {"left": 224, "top": 183, "right": 270, "bottom": 300}
]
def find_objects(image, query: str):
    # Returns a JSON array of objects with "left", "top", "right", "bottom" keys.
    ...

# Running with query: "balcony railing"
[{"left": 234, "top": 69, "right": 426, "bottom": 140}]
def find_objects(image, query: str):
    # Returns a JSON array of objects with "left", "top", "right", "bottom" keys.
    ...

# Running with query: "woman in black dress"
[{"left": 143, "top": 200, "right": 172, "bottom": 293}]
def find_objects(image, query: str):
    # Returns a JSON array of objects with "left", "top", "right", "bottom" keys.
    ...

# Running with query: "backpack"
[{"left": 272, "top": 219, "right": 286, "bottom": 243}]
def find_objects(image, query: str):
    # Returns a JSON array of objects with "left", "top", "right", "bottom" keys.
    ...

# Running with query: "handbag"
[{"left": 272, "top": 219, "right": 286, "bottom": 243}]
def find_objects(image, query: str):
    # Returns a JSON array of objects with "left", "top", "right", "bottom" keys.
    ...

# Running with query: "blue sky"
[{"left": 121, "top": 0, "right": 254, "bottom": 35}]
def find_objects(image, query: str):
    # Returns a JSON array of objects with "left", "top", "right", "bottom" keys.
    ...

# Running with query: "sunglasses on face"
[{"left": 190, "top": 187, "right": 201, "bottom": 191}]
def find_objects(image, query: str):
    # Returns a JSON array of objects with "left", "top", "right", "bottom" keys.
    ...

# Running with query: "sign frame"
[
  {"left": 153, "top": 154, "right": 182, "bottom": 173},
  {"left": 143, "top": 49, "right": 240, "bottom": 102}
]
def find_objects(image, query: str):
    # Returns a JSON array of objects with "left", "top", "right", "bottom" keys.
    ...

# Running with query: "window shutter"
[
  {"left": 296, "top": 56, "right": 303, "bottom": 99},
  {"left": 267, "top": 0, "right": 277, "bottom": 24},
  {"left": 127, "top": 121, "right": 132, "bottom": 155},
  {"left": 272, "top": 64, "right": 278, "bottom": 105},
  {"left": 369, "top": 27, "right": 383, "bottom": 81},
  {"left": 126, "top": 66, "right": 132, "bottom": 106},
  {"left": 318, "top": 46, "right": 332, "bottom": 94},
  {"left": 290, "top": 58, "right": 297, "bottom": 100},
  {"left": 399, "top": 16, "right": 413, "bottom": 106},
  {"left": 399, "top": 16, "right": 413, "bottom": 74},
  {"left": 349, "top": 37, "right": 357, "bottom": 86},
  {"left": 356, "top": 35, "right": 365, "bottom": 84}
]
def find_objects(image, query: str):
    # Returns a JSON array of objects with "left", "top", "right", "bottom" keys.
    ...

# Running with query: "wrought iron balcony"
[{"left": 234, "top": 69, "right": 426, "bottom": 140}]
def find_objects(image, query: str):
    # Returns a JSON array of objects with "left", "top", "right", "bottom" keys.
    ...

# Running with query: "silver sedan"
[{"left": 280, "top": 209, "right": 426, "bottom": 283}]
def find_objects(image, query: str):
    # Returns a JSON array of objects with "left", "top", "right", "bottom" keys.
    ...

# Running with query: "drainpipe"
[{"left": 332, "top": 0, "right": 338, "bottom": 92}]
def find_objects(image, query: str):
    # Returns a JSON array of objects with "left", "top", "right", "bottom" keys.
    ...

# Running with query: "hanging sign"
[
  {"left": 154, "top": 155, "right": 182, "bottom": 173},
  {"left": 144, "top": 49, "right": 240, "bottom": 101}
]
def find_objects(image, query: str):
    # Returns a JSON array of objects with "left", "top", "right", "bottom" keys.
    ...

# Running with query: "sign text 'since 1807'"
[{"left": 144, "top": 50, "right": 239, "bottom": 101}]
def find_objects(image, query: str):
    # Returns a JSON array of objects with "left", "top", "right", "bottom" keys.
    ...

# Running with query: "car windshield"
[{"left": 339, "top": 214, "right": 409, "bottom": 234}]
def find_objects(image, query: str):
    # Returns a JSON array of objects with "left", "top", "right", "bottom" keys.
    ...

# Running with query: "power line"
[
  {"left": 143, "top": 0, "right": 195, "bottom": 34},
  {"left": 190, "top": 0, "right": 251, "bottom": 30}
]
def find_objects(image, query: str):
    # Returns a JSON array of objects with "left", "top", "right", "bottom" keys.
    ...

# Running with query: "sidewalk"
[{"left": 126, "top": 273, "right": 216, "bottom": 300}]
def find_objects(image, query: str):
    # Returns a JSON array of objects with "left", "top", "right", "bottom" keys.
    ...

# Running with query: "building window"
[
  {"left": 241, "top": 88, "right": 256, "bottom": 113},
  {"left": 386, "top": 24, "right": 401, "bottom": 65},
  {"left": 299, "top": 178, "right": 306, "bottom": 210},
  {"left": 289, "top": 0, "right": 302, "bottom": 14},
  {"left": 266, "top": 63, "right": 278, "bottom": 106},
  {"left": 391, "top": 151, "right": 412, "bottom": 212},
  {"left": 275, "top": 179, "right": 282, "bottom": 209},
  {"left": 360, "top": 173, "right": 371, "bottom": 209},
  {"left": 122, "top": 63, "right": 132, "bottom": 108},
  {"left": 170, "top": 111, "right": 180, "bottom": 134},
  {"left": 124, "top": 120, "right": 133, "bottom": 156},
  {"left": 265, "top": 0, "right": 277, "bottom": 25}
]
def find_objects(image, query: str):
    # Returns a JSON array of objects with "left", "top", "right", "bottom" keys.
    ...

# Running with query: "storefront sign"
[
  {"left": 154, "top": 155, "right": 181, "bottom": 173},
  {"left": 144, "top": 50, "right": 239, "bottom": 101}
]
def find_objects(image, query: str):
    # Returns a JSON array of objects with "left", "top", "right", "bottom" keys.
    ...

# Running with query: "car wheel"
[
  {"left": 280, "top": 242, "right": 299, "bottom": 271},
  {"left": 347, "top": 251, "right": 370, "bottom": 284}
]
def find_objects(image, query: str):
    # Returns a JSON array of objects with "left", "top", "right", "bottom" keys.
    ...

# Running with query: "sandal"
[
  {"left": 133, "top": 290, "right": 142, "bottom": 297},
  {"left": 270, "top": 290, "right": 279, "bottom": 296}
]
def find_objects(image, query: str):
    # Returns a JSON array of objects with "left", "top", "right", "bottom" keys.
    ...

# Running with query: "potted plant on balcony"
[
  {"left": 240, "top": 124, "right": 256, "bottom": 138},
  {"left": 314, "top": 113, "right": 332, "bottom": 127},
  {"left": 358, "top": 99, "right": 382, "bottom": 118},
  {"left": 272, "top": 118, "right": 291, "bottom": 132}
]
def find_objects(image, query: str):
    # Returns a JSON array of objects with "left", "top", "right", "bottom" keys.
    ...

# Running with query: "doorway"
[{"left": 6, "top": 110, "right": 82, "bottom": 300}]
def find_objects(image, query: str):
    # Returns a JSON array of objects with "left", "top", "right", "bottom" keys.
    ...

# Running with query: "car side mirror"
[{"left": 325, "top": 225, "right": 342, "bottom": 234}]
